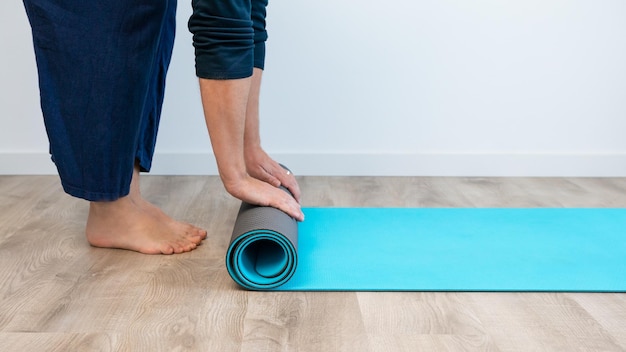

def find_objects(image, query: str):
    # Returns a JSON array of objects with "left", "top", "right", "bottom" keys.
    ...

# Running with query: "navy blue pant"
[{"left": 23, "top": 0, "right": 268, "bottom": 201}]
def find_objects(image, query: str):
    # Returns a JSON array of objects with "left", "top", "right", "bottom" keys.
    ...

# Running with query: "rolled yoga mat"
[
  {"left": 226, "top": 207, "right": 626, "bottom": 292},
  {"left": 226, "top": 195, "right": 298, "bottom": 290}
]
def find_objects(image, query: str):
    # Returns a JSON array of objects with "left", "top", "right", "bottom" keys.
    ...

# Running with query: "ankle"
[{"left": 89, "top": 196, "right": 132, "bottom": 215}]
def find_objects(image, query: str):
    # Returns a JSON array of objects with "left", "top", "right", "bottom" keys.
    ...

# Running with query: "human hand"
[
  {"left": 244, "top": 147, "right": 302, "bottom": 204},
  {"left": 223, "top": 174, "right": 304, "bottom": 221}
]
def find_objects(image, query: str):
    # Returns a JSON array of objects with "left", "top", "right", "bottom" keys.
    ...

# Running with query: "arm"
[
  {"left": 243, "top": 68, "right": 302, "bottom": 203},
  {"left": 199, "top": 76, "right": 304, "bottom": 221}
]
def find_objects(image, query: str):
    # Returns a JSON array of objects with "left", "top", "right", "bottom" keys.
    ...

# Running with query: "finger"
[
  {"left": 284, "top": 199, "right": 304, "bottom": 221},
  {"left": 247, "top": 163, "right": 281, "bottom": 187},
  {"left": 272, "top": 189, "right": 304, "bottom": 221},
  {"left": 260, "top": 167, "right": 282, "bottom": 188},
  {"left": 281, "top": 170, "right": 302, "bottom": 203},
  {"left": 284, "top": 177, "right": 301, "bottom": 203}
]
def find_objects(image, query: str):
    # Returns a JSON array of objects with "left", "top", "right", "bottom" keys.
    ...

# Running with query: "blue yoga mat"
[{"left": 226, "top": 207, "right": 626, "bottom": 291}]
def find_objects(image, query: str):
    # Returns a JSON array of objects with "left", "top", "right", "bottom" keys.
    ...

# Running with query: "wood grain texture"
[{"left": 1, "top": 175, "right": 625, "bottom": 352}]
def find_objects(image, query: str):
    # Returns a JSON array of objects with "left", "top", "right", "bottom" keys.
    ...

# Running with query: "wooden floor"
[{"left": 1, "top": 175, "right": 625, "bottom": 352}]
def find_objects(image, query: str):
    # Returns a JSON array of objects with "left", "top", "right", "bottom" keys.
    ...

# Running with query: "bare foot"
[
  {"left": 129, "top": 195, "right": 208, "bottom": 240},
  {"left": 129, "top": 164, "right": 207, "bottom": 240},
  {"left": 85, "top": 163, "right": 207, "bottom": 254},
  {"left": 86, "top": 196, "right": 205, "bottom": 254}
]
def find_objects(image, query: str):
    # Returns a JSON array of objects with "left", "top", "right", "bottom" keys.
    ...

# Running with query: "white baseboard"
[
  {"left": 260, "top": 152, "right": 626, "bottom": 177},
  {"left": 0, "top": 153, "right": 57, "bottom": 175},
  {"left": 2, "top": 151, "right": 625, "bottom": 177}
]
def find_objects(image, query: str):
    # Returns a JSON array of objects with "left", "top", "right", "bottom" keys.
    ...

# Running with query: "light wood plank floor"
[{"left": 1, "top": 175, "right": 625, "bottom": 352}]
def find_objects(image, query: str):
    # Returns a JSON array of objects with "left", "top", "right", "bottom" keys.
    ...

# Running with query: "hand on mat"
[
  {"left": 226, "top": 175, "right": 304, "bottom": 221},
  {"left": 244, "top": 147, "right": 302, "bottom": 204}
]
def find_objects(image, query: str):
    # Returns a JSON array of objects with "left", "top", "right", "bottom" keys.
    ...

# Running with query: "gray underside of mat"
[{"left": 230, "top": 202, "right": 298, "bottom": 249}]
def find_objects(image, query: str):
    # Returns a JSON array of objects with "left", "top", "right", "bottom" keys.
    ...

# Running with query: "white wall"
[{"left": 2, "top": 0, "right": 626, "bottom": 176}]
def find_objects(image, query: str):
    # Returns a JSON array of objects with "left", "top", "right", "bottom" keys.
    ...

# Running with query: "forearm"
[
  {"left": 243, "top": 68, "right": 263, "bottom": 154},
  {"left": 199, "top": 77, "right": 251, "bottom": 189}
]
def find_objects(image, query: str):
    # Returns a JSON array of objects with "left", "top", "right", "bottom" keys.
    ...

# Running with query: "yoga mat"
[
  {"left": 226, "top": 200, "right": 298, "bottom": 289},
  {"left": 226, "top": 207, "right": 626, "bottom": 292}
]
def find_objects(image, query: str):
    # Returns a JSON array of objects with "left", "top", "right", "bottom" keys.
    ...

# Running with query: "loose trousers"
[{"left": 23, "top": 0, "right": 268, "bottom": 201}]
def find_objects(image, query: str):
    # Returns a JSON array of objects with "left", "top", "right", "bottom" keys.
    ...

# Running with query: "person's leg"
[
  {"left": 87, "top": 161, "right": 205, "bottom": 255},
  {"left": 127, "top": 160, "right": 207, "bottom": 244},
  {"left": 23, "top": 0, "right": 162, "bottom": 200},
  {"left": 24, "top": 0, "right": 206, "bottom": 253},
  {"left": 189, "top": 0, "right": 303, "bottom": 220},
  {"left": 130, "top": 0, "right": 208, "bottom": 239}
]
